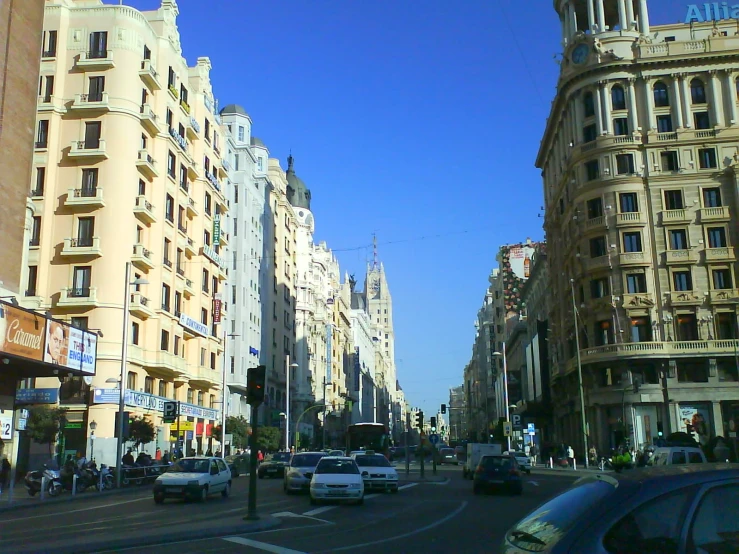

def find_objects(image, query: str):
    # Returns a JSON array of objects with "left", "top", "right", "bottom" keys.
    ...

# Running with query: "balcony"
[
  {"left": 619, "top": 251, "right": 648, "bottom": 266},
  {"left": 585, "top": 255, "right": 611, "bottom": 271},
  {"left": 186, "top": 197, "right": 198, "bottom": 217},
  {"left": 665, "top": 249, "right": 698, "bottom": 265},
  {"left": 584, "top": 215, "right": 605, "bottom": 231},
  {"left": 189, "top": 367, "right": 220, "bottom": 388},
  {"left": 133, "top": 195, "right": 157, "bottom": 224},
  {"left": 65, "top": 187, "right": 105, "bottom": 209},
  {"left": 139, "top": 104, "right": 160, "bottom": 135},
  {"left": 37, "top": 95, "right": 54, "bottom": 112},
  {"left": 217, "top": 230, "right": 229, "bottom": 246},
  {"left": 183, "top": 236, "right": 196, "bottom": 257},
  {"left": 61, "top": 237, "right": 102, "bottom": 258},
  {"left": 616, "top": 212, "right": 647, "bottom": 226},
  {"left": 139, "top": 59, "right": 162, "bottom": 90},
  {"left": 705, "top": 247, "right": 736, "bottom": 262},
  {"left": 146, "top": 350, "right": 187, "bottom": 378},
  {"left": 57, "top": 287, "right": 99, "bottom": 308},
  {"left": 70, "top": 92, "right": 109, "bottom": 112},
  {"left": 136, "top": 149, "right": 159, "bottom": 179},
  {"left": 179, "top": 99, "right": 191, "bottom": 115},
  {"left": 76, "top": 50, "right": 114, "bottom": 69},
  {"left": 661, "top": 209, "right": 692, "bottom": 225},
  {"left": 129, "top": 292, "right": 155, "bottom": 319},
  {"left": 187, "top": 162, "right": 202, "bottom": 180},
  {"left": 573, "top": 339, "right": 739, "bottom": 368},
  {"left": 710, "top": 288, "right": 739, "bottom": 304},
  {"left": 69, "top": 140, "right": 108, "bottom": 159},
  {"left": 186, "top": 116, "right": 200, "bottom": 141},
  {"left": 700, "top": 206, "right": 731, "bottom": 222},
  {"left": 131, "top": 244, "right": 155, "bottom": 271},
  {"left": 667, "top": 290, "right": 703, "bottom": 306},
  {"left": 183, "top": 278, "right": 195, "bottom": 297}
]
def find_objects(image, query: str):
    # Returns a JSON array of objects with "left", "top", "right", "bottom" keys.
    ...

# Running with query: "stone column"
[
  {"left": 569, "top": 3, "right": 578, "bottom": 37},
  {"left": 724, "top": 71, "right": 738, "bottom": 125},
  {"left": 626, "top": 0, "right": 635, "bottom": 30},
  {"left": 627, "top": 78, "right": 639, "bottom": 133},
  {"left": 638, "top": 0, "right": 650, "bottom": 35},
  {"left": 617, "top": 0, "right": 628, "bottom": 31},
  {"left": 596, "top": 0, "right": 606, "bottom": 32},
  {"left": 586, "top": 0, "right": 595, "bottom": 33},
  {"left": 680, "top": 74, "right": 693, "bottom": 128},
  {"left": 562, "top": 15, "right": 569, "bottom": 46},
  {"left": 709, "top": 70, "right": 724, "bottom": 127},
  {"left": 595, "top": 85, "right": 604, "bottom": 134},
  {"left": 574, "top": 92, "right": 584, "bottom": 136},
  {"left": 643, "top": 76, "right": 655, "bottom": 131},
  {"left": 672, "top": 75, "right": 684, "bottom": 129},
  {"left": 600, "top": 81, "right": 613, "bottom": 134}
]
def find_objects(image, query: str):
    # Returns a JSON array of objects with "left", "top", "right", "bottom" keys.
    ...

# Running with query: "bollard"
[
  {"left": 40, "top": 476, "right": 47, "bottom": 500},
  {"left": 573, "top": 459, "right": 577, "bottom": 471},
  {"left": 72, "top": 474, "right": 77, "bottom": 496},
  {"left": 549, "top": 457, "right": 553, "bottom": 469},
  {"left": 99, "top": 470, "right": 103, "bottom": 492}
]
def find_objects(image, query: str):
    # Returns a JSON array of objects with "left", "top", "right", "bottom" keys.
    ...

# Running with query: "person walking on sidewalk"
[
  {"left": 567, "top": 445, "right": 575, "bottom": 468},
  {"left": 529, "top": 444, "right": 538, "bottom": 467},
  {"left": 0, "top": 456, "right": 10, "bottom": 494}
]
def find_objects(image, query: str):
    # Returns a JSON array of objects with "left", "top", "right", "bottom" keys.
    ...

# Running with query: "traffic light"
[
  {"left": 440, "top": 404, "right": 447, "bottom": 414},
  {"left": 430, "top": 417, "right": 437, "bottom": 432},
  {"left": 415, "top": 410, "right": 423, "bottom": 429},
  {"left": 114, "top": 411, "right": 131, "bottom": 439},
  {"left": 247, "top": 365, "right": 266, "bottom": 405}
]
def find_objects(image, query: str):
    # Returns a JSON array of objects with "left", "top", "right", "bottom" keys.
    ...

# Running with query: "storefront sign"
[
  {"left": 168, "top": 420, "right": 195, "bottom": 432},
  {"left": 15, "top": 388, "right": 59, "bottom": 404},
  {"left": 213, "top": 215, "right": 221, "bottom": 246},
  {"left": 92, "top": 388, "right": 219, "bottom": 421},
  {"left": 213, "top": 295, "right": 222, "bottom": 323},
  {"left": 179, "top": 313, "right": 208, "bottom": 337},
  {"left": 0, "top": 302, "right": 45, "bottom": 361},
  {"left": 201, "top": 244, "right": 224, "bottom": 268},
  {"left": 685, "top": 3, "right": 739, "bottom": 23},
  {"left": 0, "top": 411, "right": 12, "bottom": 440},
  {"left": 63, "top": 326, "right": 97, "bottom": 375}
]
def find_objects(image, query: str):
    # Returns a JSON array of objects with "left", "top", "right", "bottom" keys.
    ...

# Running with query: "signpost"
[
  {"left": 163, "top": 401, "right": 178, "bottom": 423},
  {"left": 428, "top": 433, "right": 439, "bottom": 445},
  {"left": 503, "top": 422, "right": 512, "bottom": 437},
  {"left": 512, "top": 414, "right": 522, "bottom": 429},
  {"left": 245, "top": 365, "right": 266, "bottom": 522}
]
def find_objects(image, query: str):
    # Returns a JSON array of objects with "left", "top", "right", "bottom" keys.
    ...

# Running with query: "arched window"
[
  {"left": 690, "top": 78, "right": 706, "bottom": 104},
  {"left": 611, "top": 85, "right": 626, "bottom": 110},
  {"left": 653, "top": 81, "right": 669, "bottom": 107},
  {"left": 583, "top": 91, "right": 595, "bottom": 117}
]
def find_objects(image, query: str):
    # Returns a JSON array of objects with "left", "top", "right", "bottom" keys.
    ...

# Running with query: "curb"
[
  {"left": 15, "top": 515, "right": 283, "bottom": 554},
  {"left": 0, "top": 484, "right": 147, "bottom": 514}
]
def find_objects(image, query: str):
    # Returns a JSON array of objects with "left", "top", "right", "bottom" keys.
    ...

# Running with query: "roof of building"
[
  {"left": 351, "top": 292, "right": 366, "bottom": 310},
  {"left": 220, "top": 103, "right": 248, "bottom": 117},
  {"left": 250, "top": 136, "right": 265, "bottom": 147},
  {"left": 285, "top": 155, "right": 311, "bottom": 210}
]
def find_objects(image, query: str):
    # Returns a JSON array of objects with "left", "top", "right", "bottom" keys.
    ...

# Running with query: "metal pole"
[
  {"left": 404, "top": 411, "right": 410, "bottom": 476},
  {"left": 220, "top": 329, "right": 228, "bottom": 456},
  {"left": 176, "top": 402, "right": 181, "bottom": 459},
  {"left": 116, "top": 262, "right": 132, "bottom": 489},
  {"left": 503, "top": 342, "right": 511, "bottom": 452},
  {"left": 571, "top": 279, "right": 590, "bottom": 468},
  {"left": 285, "top": 354, "right": 290, "bottom": 452},
  {"left": 245, "top": 403, "right": 259, "bottom": 521},
  {"left": 322, "top": 377, "right": 327, "bottom": 449}
]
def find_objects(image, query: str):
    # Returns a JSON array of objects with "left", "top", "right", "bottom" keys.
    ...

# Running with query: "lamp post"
[
  {"left": 220, "top": 333, "right": 239, "bottom": 456},
  {"left": 279, "top": 412, "right": 287, "bottom": 449},
  {"left": 89, "top": 420, "right": 97, "bottom": 460},
  {"left": 570, "top": 278, "right": 590, "bottom": 468},
  {"left": 286, "top": 355, "right": 299, "bottom": 452},
  {"left": 492, "top": 345, "right": 511, "bottom": 451},
  {"left": 115, "top": 262, "right": 148, "bottom": 488}
]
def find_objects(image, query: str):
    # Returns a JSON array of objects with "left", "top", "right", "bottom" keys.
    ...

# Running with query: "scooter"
[{"left": 24, "top": 466, "right": 62, "bottom": 497}]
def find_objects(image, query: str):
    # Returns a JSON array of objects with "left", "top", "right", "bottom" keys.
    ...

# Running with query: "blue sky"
[{"left": 130, "top": 0, "right": 684, "bottom": 418}]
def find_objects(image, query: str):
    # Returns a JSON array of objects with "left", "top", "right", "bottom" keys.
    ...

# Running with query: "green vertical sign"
[{"left": 213, "top": 214, "right": 221, "bottom": 246}]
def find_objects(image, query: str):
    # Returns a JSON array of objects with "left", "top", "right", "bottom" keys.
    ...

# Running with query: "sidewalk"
[
  {"left": 0, "top": 481, "right": 146, "bottom": 513},
  {"left": 530, "top": 464, "right": 611, "bottom": 476}
]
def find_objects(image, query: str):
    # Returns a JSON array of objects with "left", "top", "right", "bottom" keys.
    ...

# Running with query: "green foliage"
[
  {"left": 298, "top": 432, "right": 311, "bottom": 449},
  {"left": 26, "top": 406, "right": 67, "bottom": 455},
  {"left": 225, "top": 416, "right": 250, "bottom": 449},
  {"left": 128, "top": 416, "right": 155, "bottom": 449},
  {"left": 256, "top": 426, "right": 281, "bottom": 452}
]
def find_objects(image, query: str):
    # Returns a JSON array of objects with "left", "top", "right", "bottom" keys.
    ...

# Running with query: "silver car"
[{"left": 284, "top": 452, "right": 325, "bottom": 494}]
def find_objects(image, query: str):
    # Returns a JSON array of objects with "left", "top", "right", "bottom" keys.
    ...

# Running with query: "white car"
[
  {"left": 505, "top": 451, "right": 532, "bottom": 474},
  {"left": 153, "top": 456, "right": 232, "bottom": 504},
  {"left": 352, "top": 452, "right": 398, "bottom": 493},
  {"left": 310, "top": 456, "right": 364, "bottom": 505}
]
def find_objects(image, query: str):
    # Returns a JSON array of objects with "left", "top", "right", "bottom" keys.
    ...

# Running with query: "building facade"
[
  {"left": 449, "top": 385, "right": 467, "bottom": 442},
  {"left": 540, "top": 0, "right": 739, "bottom": 456},
  {"left": 29, "top": 0, "right": 230, "bottom": 466},
  {"left": 350, "top": 288, "right": 376, "bottom": 424}
]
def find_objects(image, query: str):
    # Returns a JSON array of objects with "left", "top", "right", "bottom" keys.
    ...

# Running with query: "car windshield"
[
  {"left": 507, "top": 478, "right": 619, "bottom": 550},
  {"left": 291, "top": 453, "right": 324, "bottom": 468},
  {"left": 354, "top": 455, "right": 391, "bottom": 467},
  {"left": 270, "top": 452, "right": 291, "bottom": 463},
  {"left": 169, "top": 458, "right": 210, "bottom": 473},
  {"left": 481, "top": 456, "right": 512, "bottom": 470},
  {"left": 315, "top": 459, "right": 359, "bottom": 475}
]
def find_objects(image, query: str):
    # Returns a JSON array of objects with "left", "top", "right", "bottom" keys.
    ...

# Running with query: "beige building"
[
  {"left": 28, "top": 0, "right": 231, "bottom": 464},
  {"left": 540, "top": 0, "right": 739, "bottom": 456}
]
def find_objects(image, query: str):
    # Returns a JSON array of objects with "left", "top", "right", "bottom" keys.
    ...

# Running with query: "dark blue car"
[{"left": 473, "top": 454, "right": 523, "bottom": 495}]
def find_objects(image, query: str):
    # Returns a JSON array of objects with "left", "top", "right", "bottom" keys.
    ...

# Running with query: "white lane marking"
[
  {"left": 0, "top": 495, "right": 150, "bottom": 523},
  {"left": 303, "top": 505, "right": 335, "bottom": 517},
  {"left": 398, "top": 483, "right": 419, "bottom": 491},
  {"left": 270, "top": 511, "right": 335, "bottom": 524},
  {"left": 328, "top": 501, "right": 469, "bottom": 552},
  {"left": 222, "top": 536, "right": 308, "bottom": 553},
  {"left": 424, "top": 478, "right": 451, "bottom": 485},
  {"left": 528, "top": 481, "right": 540, "bottom": 487}
]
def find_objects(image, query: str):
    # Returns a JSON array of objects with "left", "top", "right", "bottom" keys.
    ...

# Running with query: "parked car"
[
  {"left": 224, "top": 454, "right": 249, "bottom": 477},
  {"left": 352, "top": 452, "right": 399, "bottom": 492},
  {"left": 647, "top": 446, "right": 707, "bottom": 466},
  {"left": 284, "top": 452, "right": 325, "bottom": 494},
  {"left": 152, "top": 456, "right": 231, "bottom": 504},
  {"left": 310, "top": 456, "right": 365, "bottom": 505},
  {"left": 505, "top": 450, "right": 532, "bottom": 473},
  {"left": 473, "top": 455, "right": 523, "bottom": 495},
  {"left": 501, "top": 463, "right": 739, "bottom": 553},
  {"left": 257, "top": 452, "right": 291, "bottom": 479}
]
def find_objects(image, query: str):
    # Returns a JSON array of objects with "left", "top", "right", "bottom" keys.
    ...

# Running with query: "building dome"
[
  {"left": 220, "top": 103, "right": 248, "bottom": 117},
  {"left": 285, "top": 155, "right": 311, "bottom": 210},
  {"left": 250, "top": 136, "right": 265, "bottom": 147}
]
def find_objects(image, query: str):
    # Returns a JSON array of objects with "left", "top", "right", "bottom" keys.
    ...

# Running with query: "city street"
[{"left": 0, "top": 466, "right": 578, "bottom": 553}]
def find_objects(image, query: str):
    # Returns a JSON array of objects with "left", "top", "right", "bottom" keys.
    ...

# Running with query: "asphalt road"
[{"left": 0, "top": 466, "right": 577, "bottom": 554}]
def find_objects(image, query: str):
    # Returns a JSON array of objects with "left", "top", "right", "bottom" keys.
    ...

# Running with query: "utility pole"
[{"left": 571, "top": 279, "right": 590, "bottom": 468}]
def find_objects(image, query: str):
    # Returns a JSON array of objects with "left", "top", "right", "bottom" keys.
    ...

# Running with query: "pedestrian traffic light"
[
  {"left": 440, "top": 404, "right": 446, "bottom": 414},
  {"left": 247, "top": 365, "right": 266, "bottom": 405},
  {"left": 430, "top": 417, "right": 437, "bottom": 432},
  {"left": 415, "top": 410, "right": 423, "bottom": 429}
]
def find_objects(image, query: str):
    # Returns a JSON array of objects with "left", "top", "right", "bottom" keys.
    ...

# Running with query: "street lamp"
[
  {"left": 570, "top": 278, "right": 590, "bottom": 468},
  {"left": 220, "top": 333, "right": 239, "bottom": 456},
  {"left": 116, "top": 262, "right": 148, "bottom": 488},
  {"left": 492, "top": 345, "right": 511, "bottom": 452},
  {"left": 89, "top": 420, "right": 97, "bottom": 460},
  {"left": 286, "top": 356, "right": 299, "bottom": 452}
]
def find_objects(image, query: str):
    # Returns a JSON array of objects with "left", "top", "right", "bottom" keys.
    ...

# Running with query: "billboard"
[
  {"left": 678, "top": 403, "right": 713, "bottom": 447},
  {"left": 43, "top": 320, "right": 97, "bottom": 375},
  {"left": 0, "top": 303, "right": 45, "bottom": 361}
]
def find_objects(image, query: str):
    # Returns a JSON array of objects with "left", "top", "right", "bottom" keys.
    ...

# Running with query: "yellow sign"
[{"left": 168, "top": 421, "right": 194, "bottom": 433}]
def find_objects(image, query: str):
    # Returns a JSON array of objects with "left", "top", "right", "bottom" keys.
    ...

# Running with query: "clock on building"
[{"left": 571, "top": 43, "right": 590, "bottom": 65}]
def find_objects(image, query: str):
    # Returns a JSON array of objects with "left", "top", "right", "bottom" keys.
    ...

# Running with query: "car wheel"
[
  {"left": 200, "top": 485, "right": 208, "bottom": 502},
  {"left": 154, "top": 492, "right": 165, "bottom": 504},
  {"left": 356, "top": 495, "right": 364, "bottom": 506},
  {"left": 310, "top": 495, "right": 318, "bottom": 506},
  {"left": 222, "top": 482, "right": 231, "bottom": 498}
]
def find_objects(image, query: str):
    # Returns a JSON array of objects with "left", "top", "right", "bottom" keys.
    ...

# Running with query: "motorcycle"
[{"left": 24, "top": 466, "right": 62, "bottom": 497}]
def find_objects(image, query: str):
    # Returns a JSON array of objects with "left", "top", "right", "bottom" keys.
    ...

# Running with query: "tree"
[
  {"left": 256, "top": 426, "right": 281, "bottom": 452},
  {"left": 128, "top": 416, "right": 155, "bottom": 450},
  {"left": 26, "top": 406, "right": 67, "bottom": 456},
  {"left": 212, "top": 416, "right": 250, "bottom": 449}
]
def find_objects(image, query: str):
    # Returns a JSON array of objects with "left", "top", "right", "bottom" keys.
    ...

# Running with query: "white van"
[{"left": 647, "top": 446, "right": 707, "bottom": 466}]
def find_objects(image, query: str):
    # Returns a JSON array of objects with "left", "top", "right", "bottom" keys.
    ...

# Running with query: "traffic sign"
[
  {"left": 512, "top": 414, "right": 522, "bottom": 429},
  {"left": 503, "top": 422, "right": 512, "bottom": 437},
  {"left": 527, "top": 423, "right": 536, "bottom": 435},
  {"left": 429, "top": 433, "right": 440, "bottom": 445},
  {"left": 163, "top": 401, "right": 178, "bottom": 423}
]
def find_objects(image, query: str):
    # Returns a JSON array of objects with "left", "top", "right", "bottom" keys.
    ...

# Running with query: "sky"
[{"left": 128, "top": 0, "right": 684, "bottom": 418}]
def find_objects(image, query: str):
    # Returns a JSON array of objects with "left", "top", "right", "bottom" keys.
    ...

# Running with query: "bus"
[{"left": 346, "top": 423, "right": 391, "bottom": 458}]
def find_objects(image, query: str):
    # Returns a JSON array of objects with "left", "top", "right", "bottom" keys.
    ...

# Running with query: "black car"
[
  {"left": 473, "top": 454, "right": 523, "bottom": 495},
  {"left": 501, "top": 463, "right": 739, "bottom": 553},
  {"left": 257, "top": 452, "right": 291, "bottom": 479}
]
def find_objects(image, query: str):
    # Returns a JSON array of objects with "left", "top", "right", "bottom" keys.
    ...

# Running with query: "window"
[
  {"left": 138, "top": 179, "right": 146, "bottom": 195},
  {"left": 180, "top": 165, "right": 188, "bottom": 190},
  {"left": 717, "top": 313, "right": 737, "bottom": 339},
  {"left": 585, "top": 160, "right": 599, "bottom": 181},
  {"left": 202, "top": 269, "right": 209, "bottom": 292},
  {"left": 72, "top": 266, "right": 91, "bottom": 296},
  {"left": 626, "top": 273, "right": 647, "bottom": 294},
  {"left": 39, "top": 75, "right": 54, "bottom": 102},
  {"left": 712, "top": 269, "right": 732, "bottom": 290},
  {"left": 167, "top": 151, "right": 176, "bottom": 178},
  {"left": 160, "top": 330, "right": 169, "bottom": 351},
  {"left": 257, "top": 157, "right": 264, "bottom": 171},
  {"left": 127, "top": 371, "right": 136, "bottom": 390},
  {"left": 80, "top": 168, "right": 98, "bottom": 196},
  {"left": 180, "top": 85, "right": 188, "bottom": 106},
  {"left": 26, "top": 266, "right": 38, "bottom": 296},
  {"left": 30, "top": 216, "right": 41, "bottom": 246},
  {"left": 673, "top": 270, "right": 692, "bottom": 291},
  {"left": 669, "top": 229, "right": 688, "bottom": 250},
  {"left": 586, "top": 198, "right": 603, "bottom": 219},
  {"left": 698, "top": 148, "right": 717, "bottom": 169},
  {"left": 168, "top": 66, "right": 175, "bottom": 89},
  {"left": 131, "top": 322, "right": 140, "bottom": 345},
  {"left": 660, "top": 151, "right": 678, "bottom": 171},
  {"left": 589, "top": 237, "right": 607, "bottom": 258},
  {"left": 187, "top": 389, "right": 193, "bottom": 404},
  {"left": 702, "top": 187, "right": 722, "bottom": 207},
  {"left": 145, "top": 377, "right": 154, "bottom": 394},
  {"left": 623, "top": 232, "right": 642, "bottom": 253},
  {"left": 656, "top": 114, "right": 673, "bottom": 133},
  {"left": 197, "top": 391, "right": 204, "bottom": 406},
  {"left": 33, "top": 167, "right": 45, "bottom": 196},
  {"left": 161, "top": 284, "right": 170, "bottom": 311},
  {"left": 590, "top": 278, "right": 610, "bottom": 299},
  {"left": 36, "top": 120, "right": 49, "bottom": 148},
  {"left": 88, "top": 76, "right": 104, "bottom": 102},
  {"left": 583, "top": 91, "right": 595, "bottom": 117},
  {"left": 77, "top": 217, "right": 94, "bottom": 246},
  {"left": 616, "top": 153, "right": 635, "bottom": 174},
  {"left": 84, "top": 121, "right": 101, "bottom": 148},
  {"left": 664, "top": 189, "right": 684, "bottom": 210},
  {"left": 595, "top": 320, "right": 613, "bottom": 346},
  {"left": 204, "top": 230, "right": 211, "bottom": 246},
  {"left": 690, "top": 78, "right": 706, "bottom": 104},
  {"left": 630, "top": 317, "right": 651, "bottom": 342},
  {"left": 653, "top": 81, "right": 669, "bottom": 107},
  {"left": 42, "top": 30, "right": 57, "bottom": 57},
  {"left": 693, "top": 111, "right": 710, "bottom": 129},
  {"left": 583, "top": 124, "right": 597, "bottom": 143},
  {"left": 165, "top": 194, "right": 174, "bottom": 222},
  {"left": 613, "top": 117, "right": 629, "bottom": 136},
  {"left": 211, "top": 352, "right": 216, "bottom": 370},
  {"left": 174, "top": 335, "right": 181, "bottom": 356},
  {"left": 611, "top": 85, "right": 626, "bottom": 110},
  {"left": 89, "top": 31, "right": 108, "bottom": 58},
  {"left": 619, "top": 193, "right": 638, "bottom": 213},
  {"left": 707, "top": 227, "right": 727, "bottom": 248},
  {"left": 174, "top": 291, "right": 181, "bottom": 315},
  {"left": 238, "top": 126, "right": 245, "bottom": 141},
  {"left": 204, "top": 192, "right": 212, "bottom": 215},
  {"left": 689, "top": 484, "right": 739, "bottom": 553}
]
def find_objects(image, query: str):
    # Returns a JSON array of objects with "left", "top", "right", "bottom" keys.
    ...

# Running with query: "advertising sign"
[
  {"left": 0, "top": 302, "right": 45, "bottom": 361},
  {"left": 64, "top": 326, "right": 97, "bottom": 375},
  {"left": 179, "top": 313, "right": 208, "bottom": 338},
  {"left": 201, "top": 245, "right": 224, "bottom": 268},
  {"left": 0, "top": 411, "right": 12, "bottom": 440},
  {"left": 678, "top": 404, "right": 713, "bottom": 447},
  {"left": 16, "top": 388, "right": 59, "bottom": 404},
  {"left": 93, "top": 388, "right": 219, "bottom": 421},
  {"left": 213, "top": 215, "right": 221, "bottom": 246},
  {"left": 213, "top": 295, "right": 222, "bottom": 324}
]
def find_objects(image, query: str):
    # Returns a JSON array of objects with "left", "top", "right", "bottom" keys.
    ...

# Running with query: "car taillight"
[{"left": 475, "top": 466, "right": 484, "bottom": 474}]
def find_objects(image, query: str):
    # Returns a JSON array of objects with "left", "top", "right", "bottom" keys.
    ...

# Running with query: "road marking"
[
  {"left": 328, "top": 501, "right": 469, "bottom": 552},
  {"left": 303, "top": 505, "right": 335, "bottom": 517},
  {"left": 398, "top": 483, "right": 419, "bottom": 491},
  {"left": 271, "top": 511, "right": 335, "bottom": 524},
  {"left": 424, "top": 478, "right": 451, "bottom": 485},
  {"left": 222, "top": 536, "right": 308, "bottom": 553},
  {"left": 0, "top": 495, "right": 150, "bottom": 523},
  {"left": 528, "top": 481, "right": 540, "bottom": 487}
]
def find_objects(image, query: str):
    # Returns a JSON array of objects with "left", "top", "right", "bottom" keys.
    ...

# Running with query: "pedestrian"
[
  {"left": 257, "top": 450, "right": 264, "bottom": 466},
  {"left": 0, "top": 456, "right": 10, "bottom": 494},
  {"left": 529, "top": 443, "right": 538, "bottom": 467},
  {"left": 567, "top": 445, "right": 575, "bottom": 468}
]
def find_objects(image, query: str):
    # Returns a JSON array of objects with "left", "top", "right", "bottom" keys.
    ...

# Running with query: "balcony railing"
[
  {"left": 139, "top": 59, "right": 162, "bottom": 90},
  {"left": 58, "top": 286, "right": 98, "bottom": 307},
  {"left": 665, "top": 249, "right": 698, "bottom": 264},
  {"left": 133, "top": 195, "right": 156, "bottom": 224},
  {"left": 71, "top": 92, "right": 109, "bottom": 111},
  {"left": 77, "top": 50, "right": 114, "bottom": 68},
  {"left": 705, "top": 247, "right": 736, "bottom": 262},
  {"left": 662, "top": 209, "right": 691, "bottom": 224},
  {"left": 61, "top": 236, "right": 102, "bottom": 257},
  {"left": 136, "top": 149, "right": 159, "bottom": 178},
  {"left": 65, "top": 187, "right": 105, "bottom": 208},
  {"left": 616, "top": 211, "right": 647, "bottom": 226},
  {"left": 700, "top": 206, "right": 731, "bottom": 222},
  {"left": 70, "top": 140, "right": 107, "bottom": 159}
]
